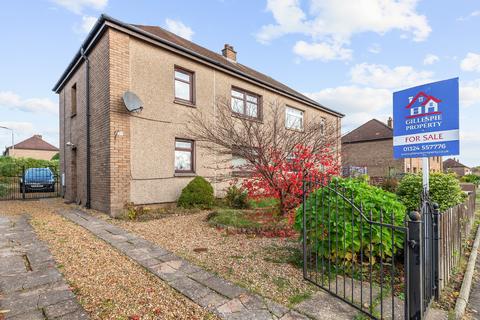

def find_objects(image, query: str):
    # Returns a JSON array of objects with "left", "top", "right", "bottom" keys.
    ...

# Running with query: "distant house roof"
[
  {"left": 342, "top": 119, "right": 393, "bottom": 144},
  {"left": 52, "top": 14, "right": 344, "bottom": 118},
  {"left": 443, "top": 158, "right": 469, "bottom": 170},
  {"left": 6, "top": 135, "right": 58, "bottom": 152}
]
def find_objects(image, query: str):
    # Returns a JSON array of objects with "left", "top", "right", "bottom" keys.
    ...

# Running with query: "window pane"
[
  {"left": 175, "top": 140, "right": 192, "bottom": 149},
  {"left": 232, "top": 90, "right": 243, "bottom": 99},
  {"left": 246, "top": 102, "right": 258, "bottom": 117},
  {"left": 175, "top": 80, "right": 190, "bottom": 100},
  {"left": 246, "top": 94, "right": 257, "bottom": 103},
  {"left": 175, "top": 150, "right": 192, "bottom": 171},
  {"left": 286, "top": 107, "right": 303, "bottom": 117},
  {"left": 231, "top": 97, "right": 244, "bottom": 113},
  {"left": 175, "top": 70, "right": 190, "bottom": 82},
  {"left": 286, "top": 107, "right": 303, "bottom": 129}
]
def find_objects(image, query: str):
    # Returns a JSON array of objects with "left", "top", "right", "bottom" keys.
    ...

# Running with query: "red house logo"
[{"left": 405, "top": 91, "right": 442, "bottom": 119}]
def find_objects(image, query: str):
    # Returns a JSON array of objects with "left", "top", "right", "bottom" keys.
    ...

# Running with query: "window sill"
[
  {"left": 285, "top": 127, "right": 304, "bottom": 133},
  {"left": 174, "top": 172, "right": 197, "bottom": 177},
  {"left": 231, "top": 113, "right": 263, "bottom": 123},
  {"left": 174, "top": 99, "right": 196, "bottom": 108},
  {"left": 232, "top": 171, "right": 253, "bottom": 178}
]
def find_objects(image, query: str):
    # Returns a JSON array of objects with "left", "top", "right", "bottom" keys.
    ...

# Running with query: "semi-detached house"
[{"left": 53, "top": 15, "right": 344, "bottom": 216}]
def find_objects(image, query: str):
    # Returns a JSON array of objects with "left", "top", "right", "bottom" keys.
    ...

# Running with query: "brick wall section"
[
  {"left": 59, "top": 32, "right": 111, "bottom": 211},
  {"left": 108, "top": 30, "right": 131, "bottom": 216},
  {"left": 342, "top": 139, "right": 405, "bottom": 178},
  {"left": 89, "top": 29, "right": 111, "bottom": 213}
]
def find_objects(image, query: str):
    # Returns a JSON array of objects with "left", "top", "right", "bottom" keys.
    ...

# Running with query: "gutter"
[
  {"left": 52, "top": 14, "right": 344, "bottom": 118},
  {"left": 80, "top": 47, "right": 91, "bottom": 209}
]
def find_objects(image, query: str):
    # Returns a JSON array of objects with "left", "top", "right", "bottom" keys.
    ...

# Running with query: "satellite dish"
[{"left": 123, "top": 91, "right": 143, "bottom": 113}]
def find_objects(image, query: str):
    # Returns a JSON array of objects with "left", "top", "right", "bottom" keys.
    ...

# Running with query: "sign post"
[{"left": 393, "top": 78, "right": 460, "bottom": 197}]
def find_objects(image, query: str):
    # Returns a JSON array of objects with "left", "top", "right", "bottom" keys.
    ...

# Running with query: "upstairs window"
[
  {"left": 71, "top": 83, "right": 77, "bottom": 116},
  {"left": 285, "top": 106, "right": 304, "bottom": 130},
  {"left": 174, "top": 67, "right": 194, "bottom": 104},
  {"left": 231, "top": 88, "right": 261, "bottom": 119},
  {"left": 175, "top": 139, "right": 194, "bottom": 173}
]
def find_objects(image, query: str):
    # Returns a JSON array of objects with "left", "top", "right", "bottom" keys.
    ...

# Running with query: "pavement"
[
  {"left": 466, "top": 245, "right": 480, "bottom": 319},
  {"left": 0, "top": 215, "right": 88, "bottom": 320}
]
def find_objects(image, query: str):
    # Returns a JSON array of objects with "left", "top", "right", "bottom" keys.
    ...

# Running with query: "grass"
[
  {"left": 288, "top": 292, "right": 312, "bottom": 306},
  {"left": 248, "top": 197, "right": 279, "bottom": 209},
  {"left": 208, "top": 209, "right": 261, "bottom": 228}
]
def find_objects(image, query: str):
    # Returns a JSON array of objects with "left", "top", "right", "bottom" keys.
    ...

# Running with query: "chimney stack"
[
  {"left": 34, "top": 134, "right": 42, "bottom": 139},
  {"left": 222, "top": 44, "right": 237, "bottom": 62},
  {"left": 387, "top": 117, "right": 393, "bottom": 128}
]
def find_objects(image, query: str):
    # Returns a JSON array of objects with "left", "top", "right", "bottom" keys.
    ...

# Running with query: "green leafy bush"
[
  {"left": 294, "top": 177, "right": 406, "bottom": 263},
  {"left": 0, "top": 157, "right": 59, "bottom": 176},
  {"left": 397, "top": 173, "right": 466, "bottom": 212},
  {"left": 177, "top": 176, "right": 214, "bottom": 209},
  {"left": 0, "top": 182, "right": 8, "bottom": 197},
  {"left": 379, "top": 177, "right": 398, "bottom": 193},
  {"left": 225, "top": 185, "right": 250, "bottom": 209},
  {"left": 461, "top": 174, "right": 480, "bottom": 186}
]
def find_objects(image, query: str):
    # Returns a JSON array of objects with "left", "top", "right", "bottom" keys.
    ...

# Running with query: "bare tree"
[{"left": 186, "top": 96, "right": 341, "bottom": 214}]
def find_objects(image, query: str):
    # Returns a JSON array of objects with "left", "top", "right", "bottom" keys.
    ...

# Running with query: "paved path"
[
  {"left": 0, "top": 215, "right": 88, "bottom": 320},
  {"left": 60, "top": 208, "right": 314, "bottom": 320},
  {"left": 467, "top": 245, "right": 480, "bottom": 319}
]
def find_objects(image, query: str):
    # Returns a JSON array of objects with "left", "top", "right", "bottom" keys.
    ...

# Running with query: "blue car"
[{"left": 20, "top": 168, "right": 55, "bottom": 192}]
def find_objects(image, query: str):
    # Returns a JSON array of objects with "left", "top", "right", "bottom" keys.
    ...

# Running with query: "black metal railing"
[
  {"left": 301, "top": 177, "right": 409, "bottom": 319},
  {"left": 0, "top": 163, "right": 60, "bottom": 200},
  {"left": 301, "top": 177, "right": 477, "bottom": 319}
]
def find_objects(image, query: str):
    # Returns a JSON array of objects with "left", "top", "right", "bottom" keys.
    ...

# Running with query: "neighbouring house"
[
  {"left": 52, "top": 15, "right": 343, "bottom": 216},
  {"left": 3, "top": 135, "right": 59, "bottom": 160},
  {"left": 443, "top": 158, "right": 471, "bottom": 177},
  {"left": 342, "top": 118, "right": 442, "bottom": 182}
]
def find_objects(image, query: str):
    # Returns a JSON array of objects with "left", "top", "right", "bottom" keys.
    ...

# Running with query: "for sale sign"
[{"left": 393, "top": 78, "right": 459, "bottom": 159}]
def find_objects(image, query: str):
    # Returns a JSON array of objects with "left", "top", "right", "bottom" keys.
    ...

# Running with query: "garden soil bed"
[
  {"left": 95, "top": 209, "right": 319, "bottom": 307},
  {"left": 0, "top": 199, "right": 217, "bottom": 320}
]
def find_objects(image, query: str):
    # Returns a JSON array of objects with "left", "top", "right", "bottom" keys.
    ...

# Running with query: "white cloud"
[
  {"left": 306, "top": 86, "right": 391, "bottom": 131},
  {"left": 293, "top": 40, "right": 352, "bottom": 61},
  {"left": 257, "top": 0, "right": 431, "bottom": 60},
  {"left": 51, "top": 0, "right": 107, "bottom": 14},
  {"left": 165, "top": 19, "right": 194, "bottom": 40},
  {"left": 460, "top": 79, "right": 480, "bottom": 107},
  {"left": 368, "top": 43, "right": 381, "bottom": 54},
  {"left": 460, "top": 52, "right": 480, "bottom": 72},
  {"left": 0, "top": 91, "right": 57, "bottom": 115},
  {"left": 350, "top": 63, "right": 433, "bottom": 89},
  {"left": 74, "top": 15, "right": 97, "bottom": 34},
  {"left": 423, "top": 54, "right": 439, "bottom": 65},
  {"left": 457, "top": 10, "right": 480, "bottom": 21},
  {"left": 306, "top": 85, "right": 390, "bottom": 114}
]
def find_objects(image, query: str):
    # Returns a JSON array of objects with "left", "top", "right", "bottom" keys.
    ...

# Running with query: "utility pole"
[{"left": 0, "top": 126, "right": 14, "bottom": 155}]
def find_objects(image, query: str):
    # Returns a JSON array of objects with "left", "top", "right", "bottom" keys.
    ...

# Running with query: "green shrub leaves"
[{"left": 177, "top": 176, "right": 214, "bottom": 209}]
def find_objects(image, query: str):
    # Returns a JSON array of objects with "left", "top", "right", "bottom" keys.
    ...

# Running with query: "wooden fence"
[{"left": 438, "top": 191, "right": 477, "bottom": 292}]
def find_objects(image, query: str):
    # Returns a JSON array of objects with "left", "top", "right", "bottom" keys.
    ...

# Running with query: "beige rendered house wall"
[
  {"left": 59, "top": 27, "right": 341, "bottom": 216},
  {"left": 126, "top": 34, "right": 341, "bottom": 206},
  {"left": 7, "top": 149, "right": 58, "bottom": 161}
]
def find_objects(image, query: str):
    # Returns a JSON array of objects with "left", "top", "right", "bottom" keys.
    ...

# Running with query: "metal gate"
[
  {"left": 301, "top": 177, "right": 440, "bottom": 319},
  {"left": 0, "top": 163, "right": 60, "bottom": 200}
]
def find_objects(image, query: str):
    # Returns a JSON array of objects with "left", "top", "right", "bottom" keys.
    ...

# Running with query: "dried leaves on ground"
[
  {"left": 99, "top": 209, "right": 317, "bottom": 306},
  {"left": 0, "top": 199, "right": 217, "bottom": 320}
]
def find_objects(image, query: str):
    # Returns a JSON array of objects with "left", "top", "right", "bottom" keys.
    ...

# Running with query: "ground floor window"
[{"left": 175, "top": 139, "right": 194, "bottom": 173}]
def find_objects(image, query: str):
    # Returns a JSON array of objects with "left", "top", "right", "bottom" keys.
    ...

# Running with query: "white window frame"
[{"left": 285, "top": 106, "right": 304, "bottom": 130}]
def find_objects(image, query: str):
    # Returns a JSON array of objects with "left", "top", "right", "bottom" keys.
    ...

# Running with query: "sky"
[{"left": 0, "top": 0, "right": 479, "bottom": 166}]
